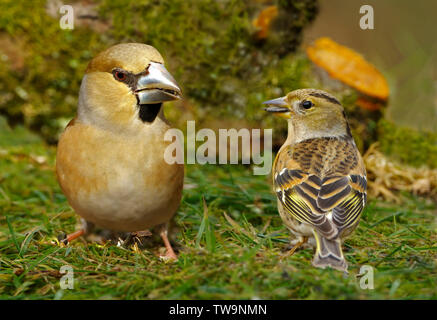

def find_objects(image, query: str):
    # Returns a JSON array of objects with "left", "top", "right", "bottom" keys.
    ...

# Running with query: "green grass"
[{"left": 0, "top": 123, "right": 436, "bottom": 300}]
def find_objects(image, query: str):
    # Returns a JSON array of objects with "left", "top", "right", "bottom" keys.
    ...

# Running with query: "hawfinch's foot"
[
  {"left": 57, "top": 218, "right": 93, "bottom": 245},
  {"left": 121, "top": 230, "right": 153, "bottom": 246},
  {"left": 132, "top": 230, "right": 152, "bottom": 238},
  {"left": 58, "top": 229, "right": 85, "bottom": 245},
  {"left": 158, "top": 223, "right": 177, "bottom": 261}
]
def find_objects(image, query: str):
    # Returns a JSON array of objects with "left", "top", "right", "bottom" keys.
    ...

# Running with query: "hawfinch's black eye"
[
  {"left": 113, "top": 70, "right": 127, "bottom": 82},
  {"left": 301, "top": 100, "right": 314, "bottom": 109}
]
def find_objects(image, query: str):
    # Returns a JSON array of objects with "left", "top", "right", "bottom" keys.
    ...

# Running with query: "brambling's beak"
[
  {"left": 135, "top": 62, "right": 182, "bottom": 104},
  {"left": 263, "top": 96, "right": 291, "bottom": 118}
]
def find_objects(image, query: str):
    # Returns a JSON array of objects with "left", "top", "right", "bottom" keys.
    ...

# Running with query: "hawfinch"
[
  {"left": 264, "top": 89, "right": 367, "bottom": 272},
  {"left": 56, "top": 43, "right": 184, "bottom": 259}
]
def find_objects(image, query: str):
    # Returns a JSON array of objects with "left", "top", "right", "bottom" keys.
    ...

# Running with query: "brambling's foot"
[
  {"left": 281, "top": 236, "right": 308, "bottom": 260},
  {"left": 286, "top": 236, "right": 316, "bottom": 250}
]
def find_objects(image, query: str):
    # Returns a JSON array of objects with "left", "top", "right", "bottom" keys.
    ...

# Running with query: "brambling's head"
[
  {"left": 78, "top": 43, "right": 181, "bottom": 129},
  {"left": 264, "top": 89, "right": 351, "bottom": 140}
]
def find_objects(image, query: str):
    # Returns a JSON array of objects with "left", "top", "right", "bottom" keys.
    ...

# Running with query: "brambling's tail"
[{"left": 312, "top": 231, "right": 348, "bottom": 272}]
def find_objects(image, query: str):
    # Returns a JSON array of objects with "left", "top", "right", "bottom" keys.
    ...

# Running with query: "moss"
[
  {"left": 258, "top": 0, "right": 319, "bottom": 56},
  {"left": 377, "top": 119, "right": 437, "bottom": 168},
  {"left": 343, "top": 94, "right": 381, "bottom": 153},
  {"left": 0, "top": 0, "right": 103, "bottom": 143}
]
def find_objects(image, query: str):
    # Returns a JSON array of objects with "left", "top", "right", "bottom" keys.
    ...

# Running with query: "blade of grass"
[
  {"left": 26, "top": 246, "right": 62, "bottom": 272},
  {"left": 19, "top": 226, "right": 42, "bottom": 256},
  {"left": 375, "top": 243, "right": 405, "bottom": 267},
  {"left": 405, "top": 226, "right": 430, "bottom": 242},
  {"left": 256, "top": 233, "right": 290, "bottom": 243},
  {"left": 203, "top": 198, "right": 216, "bottom": 253},
  {"left": 6, "top": 216, "right": 21, "bottom": 258},
  {"left": 223, "top": 212, "right": 258, "bottom": 244},
  {"left": 368, "top": 212, "right": 403, "bottom": 228},
  {"left": 195, "top": 198, "right": 207, "bottom": 248}
]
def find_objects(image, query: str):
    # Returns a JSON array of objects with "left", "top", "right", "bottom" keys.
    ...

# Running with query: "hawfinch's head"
[{"left": 78, "top": 43, "right": 181, "bottom": 128}]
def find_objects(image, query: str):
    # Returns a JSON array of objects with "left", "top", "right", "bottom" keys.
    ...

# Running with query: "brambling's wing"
[
  {"left": 330, "top": 174, "right": 367, "bottom": 231},
  {"left": 274, "top": 138, "right": 367, "bottom": 237},
  {"left": 274, "top": 153, "right": 337, "bottom": 238}
]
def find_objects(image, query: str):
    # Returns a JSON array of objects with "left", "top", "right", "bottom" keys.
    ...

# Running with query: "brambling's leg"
[
  {"left": 157, "top": 223, "right": 177, "bottom": 260},
  {"left": 281, "top": 236, "right": 308, "bottom": 259}
]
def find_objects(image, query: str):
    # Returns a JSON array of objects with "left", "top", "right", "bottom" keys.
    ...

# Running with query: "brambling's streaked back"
[
  {"left": 56, "top": 43, "right": 184, "bottom": 259},
  {"left": 264, "top": 89, "right": 367, "bottom": 272}
]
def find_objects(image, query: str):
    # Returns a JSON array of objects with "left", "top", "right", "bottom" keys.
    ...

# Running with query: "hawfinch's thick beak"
[
  {"left": 263, "top": 96, "right": 289, "bottom": 113},
  {"left": 136, "top": 62, "right": 182, "bottom": 104}
]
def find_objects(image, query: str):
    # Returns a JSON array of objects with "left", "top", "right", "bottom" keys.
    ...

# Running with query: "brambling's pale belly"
[{"left": 56, "top": 122, "right": 184, "bottom": 231}]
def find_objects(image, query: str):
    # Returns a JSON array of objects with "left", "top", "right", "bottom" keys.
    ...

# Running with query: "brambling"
[
  {"left": 264, "top": 89, "right": 367, "bottom": 272},
  {"left": 56, "top": 43, "right": 184, "bottom": 259}
]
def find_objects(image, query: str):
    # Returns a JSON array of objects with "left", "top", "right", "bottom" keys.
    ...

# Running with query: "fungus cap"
[
  {"left": 306, "top": 37, "right": 389, "bottom": 101},
  {"left": 252, "top": 5, "right": 278, "bottom": 40}
]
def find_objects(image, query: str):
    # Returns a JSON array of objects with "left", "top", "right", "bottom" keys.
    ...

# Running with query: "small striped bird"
[{"left": 264, "top": 89, "right": 367, "bottom": 272}]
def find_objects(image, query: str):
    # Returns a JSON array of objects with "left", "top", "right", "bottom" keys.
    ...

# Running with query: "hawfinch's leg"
[
  {"left": 58, "top": 219, "right": 93, "bottom": 244},
  {"left": 122, "top": 230, "right": 152, "bottom": 246},
  {"left": 157, "top": 223, "right": 177, "bottom": 260}
]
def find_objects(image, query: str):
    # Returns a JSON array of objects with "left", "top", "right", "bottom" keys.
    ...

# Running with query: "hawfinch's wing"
[{"left": 274, "top": 138, "right": 367, "bottom": 237}]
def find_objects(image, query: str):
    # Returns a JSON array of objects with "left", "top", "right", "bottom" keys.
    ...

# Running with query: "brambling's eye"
[
  {"left": 113, "top": 69, "right": 127, "bottom": 82},
  {"left": 301, "top": 100, "right": 314, "bottom": 109}
]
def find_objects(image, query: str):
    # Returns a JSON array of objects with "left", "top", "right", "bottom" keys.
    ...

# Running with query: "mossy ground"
[
  {"left": 377, "top": 119, "right": 437, "bottom": 169},
  {"left": 0, "top": 123, "right": 436, "bottom": 300}
]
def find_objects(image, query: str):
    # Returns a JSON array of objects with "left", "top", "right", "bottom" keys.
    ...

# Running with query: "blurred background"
[
  {"left": 0, "top": 0, "right": 436, "bottom": 181},
  {"left": 304, "top": 0, "right": 437, "bottom": 132}
]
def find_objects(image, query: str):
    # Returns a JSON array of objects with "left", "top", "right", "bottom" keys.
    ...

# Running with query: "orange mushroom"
[
  {"left": 306, "top": 37, "right": 389, "bottom": 102},
  {"left": 252, "top": 5, "right": 278, "bottom": 40}
]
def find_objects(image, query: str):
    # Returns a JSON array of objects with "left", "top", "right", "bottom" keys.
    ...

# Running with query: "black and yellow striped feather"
[{"left": 274, "top": 137, "right": 367, "bottom": 238}]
